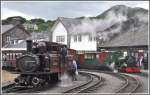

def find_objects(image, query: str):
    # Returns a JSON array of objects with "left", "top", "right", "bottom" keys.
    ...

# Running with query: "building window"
[
  {"left": 14, "top": 40, "right": 18, "bottom": 45},
  {"left": 88, "top": 35, "right": 92, "bottom": 41},
  {"left": 89, "top": 35, "right": 96, "bottom": 41},
  {"left": 6, "top": 36, "right": 11, "bottom": 43},
  {"left": 78, "top": 35, "right": 82, "bottom": 42},
  {"left": 56, "top": 36, "right": 65, "bottom": 43},
  {"left": 93, "top": 36, "right": 96, "bottom": 41},
  {"left": 74, "top": 35, "right": 77, "bottom": 42},
  {"left": 74, "top": 35, "right": 82, "bottom": 42}
]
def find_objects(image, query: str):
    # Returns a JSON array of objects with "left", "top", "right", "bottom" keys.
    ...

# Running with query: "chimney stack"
[{"left": 26, "top": 40, "right": 33, "bottom": 52}]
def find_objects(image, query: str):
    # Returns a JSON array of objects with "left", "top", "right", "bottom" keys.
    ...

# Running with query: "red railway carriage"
[
  {"left": 99, "top": 52, "right": 108, "bottom": 64},
  {"left": 2, "top": 51, "right": 25, "bottom": 70},
  {"left": 68, "top": 48, "right": 77, "bottom": 58}
]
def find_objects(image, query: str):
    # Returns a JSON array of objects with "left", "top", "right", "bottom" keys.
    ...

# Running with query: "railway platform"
[{"left": 141, "top": 70, "right": 149, "bottom": 75}]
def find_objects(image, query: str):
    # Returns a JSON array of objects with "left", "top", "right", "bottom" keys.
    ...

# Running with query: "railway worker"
[
  {"left": 73, "top": 58, "right": 78, "bottom": 78},
  {"left": 60, "top": 46, "right": 68, "bottom": 63},
  {"left": 68, "top": 58, "right": 77, "bottom": 81}
]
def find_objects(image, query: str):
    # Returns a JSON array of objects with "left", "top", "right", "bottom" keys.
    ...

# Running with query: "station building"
[{"left": 50, "top": 17, "right": 148, "bottom": 69}]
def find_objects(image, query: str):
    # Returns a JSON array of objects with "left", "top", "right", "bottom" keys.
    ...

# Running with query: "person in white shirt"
[
  {"left": 67, "top": 58, "right": 78, "bottom": 81},
  {"left": 72, "top": 59, "right": 78, "bottom": 81}
]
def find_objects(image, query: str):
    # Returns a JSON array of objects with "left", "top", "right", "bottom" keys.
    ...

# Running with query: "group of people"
[
  {"left": 109, "top": 54, "right": 146, "bottom": 71},
  {"left": 136, "top": 56, "right": 144, "bottom": 68},
  {"left": 120, "top": 55, "right": 145, "bottom": 69}
]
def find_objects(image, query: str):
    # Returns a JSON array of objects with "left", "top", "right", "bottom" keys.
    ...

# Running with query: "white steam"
[
  {"left": 69, "top": 10, "right": 128, "bottom": 42},
  {"left": 68, "top": 6, "right": 147, "bottom": 43},
  {"left": 134, "top": 12, "right": 148, "bottom": 23},
  {"left": 59, "top": 73, "right": 73, "bottom": 87}
]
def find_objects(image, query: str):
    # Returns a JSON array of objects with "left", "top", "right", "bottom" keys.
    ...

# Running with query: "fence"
[{"left": 2, "top": 50, "right": 26, "bottom": 70}]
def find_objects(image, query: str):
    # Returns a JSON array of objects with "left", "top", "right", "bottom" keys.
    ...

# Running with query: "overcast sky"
[{"left": 1, "top": 1, "right": 149, "bottom": 21}]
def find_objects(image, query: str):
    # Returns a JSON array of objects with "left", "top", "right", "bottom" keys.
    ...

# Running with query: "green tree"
[
  {"left": 30, "top": 18, "right": 45, "bottom": 25},
  {"left": 2, "top": 16, "right": 26, "bottom": 25}
]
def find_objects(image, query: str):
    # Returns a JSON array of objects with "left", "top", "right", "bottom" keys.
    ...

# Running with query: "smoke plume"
[{"left": 69, "top": 10, "right": 128, "bottom": 42}]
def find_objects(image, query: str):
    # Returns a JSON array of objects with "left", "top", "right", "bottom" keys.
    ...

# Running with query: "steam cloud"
[
  {"left": 69, "top": 10, "right": 128, "bottom": 42},
  {"left": 69, "top": 6, "right": 148, "bottom": 43}
]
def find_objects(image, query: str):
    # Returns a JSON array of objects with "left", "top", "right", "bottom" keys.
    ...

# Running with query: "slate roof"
[
  {"left": 58, "top": 17, "right": 82, "bottom": 33},
  {"left": 98, "top": 28, "right": 148, "bottom": 47},
  {"left": 2, "top": 32, "right": 50, "bottom": 49},
  {"left": 2, "top": 24, "right": 30, "bottom": 35},
  {"left": 2, "top": 24, "right": 14, "bottom": 34}
]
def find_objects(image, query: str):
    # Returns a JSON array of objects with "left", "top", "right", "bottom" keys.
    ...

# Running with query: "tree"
[
  {"left": 2, "top": 16, "right": 26, "bottom": 25},
  {"left": 30, "top": 18, "right": 45, "bottom": 25},
  {"left": 46, "top": 20, "right": 55, "bottom": 28},
  {"left": 6, "top": 16, "right": 26, "bottom": 24}
]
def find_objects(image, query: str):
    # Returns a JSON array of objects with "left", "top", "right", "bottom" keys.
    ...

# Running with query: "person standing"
[
  {"left": 67, "top": 58, "right": 78, "bottom": 81},
  {"left": 60, "top": 46, "right": 67, "bottom": 63},
  {"left": 71, "top": 58, "right": 78, "bottom": 81},
  {"left": 139, "top": 56, "right": 144, "bottom": 69}
]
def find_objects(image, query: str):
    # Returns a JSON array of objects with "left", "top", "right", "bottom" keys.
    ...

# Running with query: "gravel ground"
[
  {"left": 39, "top": 73, "right": 88, "bottom": 93},
  {"left": 2, "top": 70, "right": 19, "bottom": 86}
]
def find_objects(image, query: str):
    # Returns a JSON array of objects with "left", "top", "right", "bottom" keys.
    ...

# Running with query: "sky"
[{"left": 1, "top": 1, "right": 149, "bottom": 21}]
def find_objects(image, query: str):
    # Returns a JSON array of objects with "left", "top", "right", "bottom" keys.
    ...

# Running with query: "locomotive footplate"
[
  {"left": 12, "top": 72, "right": 53, "bottom": 75},
  {"left": 15, "top": 85, "right": 34, "bottom": 88}
]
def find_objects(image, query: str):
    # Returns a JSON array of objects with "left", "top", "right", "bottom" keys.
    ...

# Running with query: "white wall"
[
  {"left": 52, "top": 22, "right": 67, "bottom": 45},
  {"left": 70, "top": 35, "right": 96, "bottom": 51}
]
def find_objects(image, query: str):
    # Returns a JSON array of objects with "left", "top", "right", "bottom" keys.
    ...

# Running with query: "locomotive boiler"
[{"left": 14, "top": 40, "right": 74, "bottom": 87}]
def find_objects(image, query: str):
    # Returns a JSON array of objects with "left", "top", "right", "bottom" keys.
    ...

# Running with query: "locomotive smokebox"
[{"left": 26, "top": 40, "right": 33, "bottom": 52}]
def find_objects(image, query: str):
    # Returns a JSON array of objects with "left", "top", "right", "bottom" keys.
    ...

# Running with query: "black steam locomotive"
[{"left": 14, "top": 40, "right": 73, "bottom": 87}]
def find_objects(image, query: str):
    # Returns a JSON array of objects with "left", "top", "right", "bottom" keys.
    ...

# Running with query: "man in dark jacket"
[{"left": 60, "top": 46, "right": 67, "bottom": 63}]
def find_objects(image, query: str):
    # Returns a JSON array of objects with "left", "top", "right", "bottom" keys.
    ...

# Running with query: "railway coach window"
[{"left": 85, "top": 54, "right": 95, "bottom": 59}]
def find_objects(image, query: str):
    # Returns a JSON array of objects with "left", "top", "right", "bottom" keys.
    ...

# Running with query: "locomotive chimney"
[{"left": 26, "top": 40, "right": 33, "bottom": 52}]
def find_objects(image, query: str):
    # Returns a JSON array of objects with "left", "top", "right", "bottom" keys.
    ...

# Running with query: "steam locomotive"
[
  {"left": 118, "top": 55, "right": 141, "bottom": 73},
  {"left": 14, "top": 40, "right": 74, "bottom": 87}
]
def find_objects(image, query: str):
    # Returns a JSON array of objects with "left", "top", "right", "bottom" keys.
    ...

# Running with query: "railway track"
[
  {"left": 80, "top": 69, "right": 141, "bottom": 93},
  {"left": 2, "top": 72, "right": 96, "bottom": 93},
  {"left": 2, "top": 70, "right": 142, "bottom": 94},
  {"left": 2, "top": 81, "right": 58, "bottom": 93},
  {"left": 2, "top": 82, "right": 26, "bottom": 93},
  {"left": 2, "top": 83, "right": 34, "bottom": 93},
  {"left": 63, "top": 71, "right": 103, "bottom": 93},
  {"left": 115, "top": 73, "right": 140, "bottom": 93}
]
